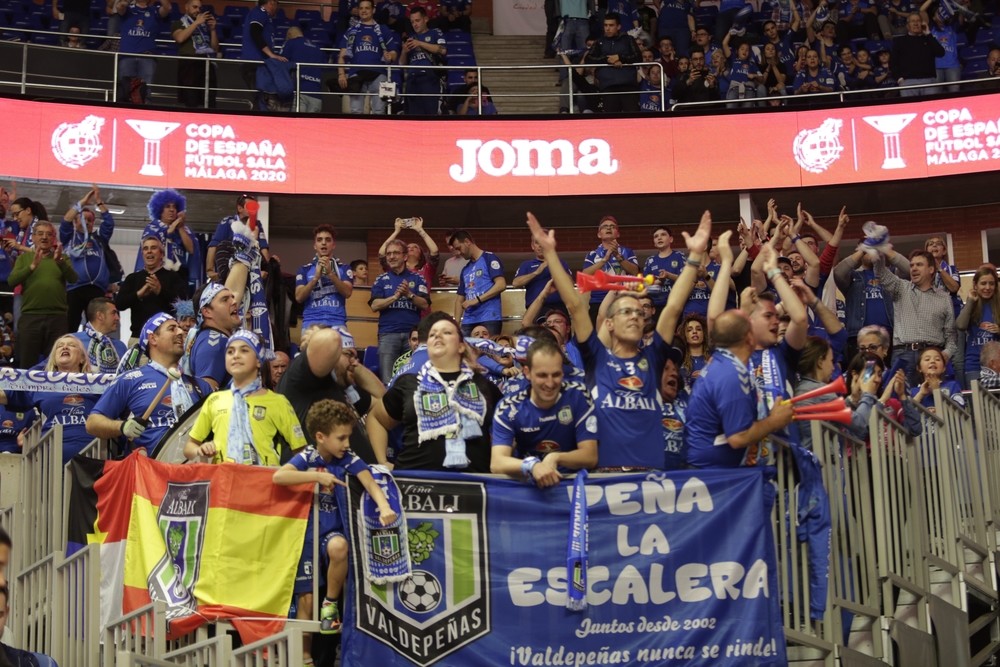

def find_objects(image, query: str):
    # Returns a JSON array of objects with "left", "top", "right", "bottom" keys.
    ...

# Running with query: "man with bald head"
[
  {"left": 685, "top": 306, "right": 795, "bottom": 468},
  {"left": 283, "top": 26, "right": 328, "bottom": 113}
]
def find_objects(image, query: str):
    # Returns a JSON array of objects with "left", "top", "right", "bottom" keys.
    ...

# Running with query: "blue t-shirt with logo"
[
  {"left": 965, "top": 303, "right": 997, "bottom": 375},
  {"left": 297, "top": 259, "right": 355, "bottom": 328},
  {"left": 190, "top": 327, "right": 229, "bottom": 387},
  {"left": 861, "top": 268, "right": 892, "bottom": 330},
  {"left": 339, "top": 22, "right": 401, "bottom": 73},
  {"left": 514, "top": 257, "right": 569, "bottom": 309},
  {"left": 60, "top": 211, "right": 115, "bottom": 291},
  {"left": 0, "top": 405, "right": 36, "bottom": 454},
  {"left": 370, "top": 269, "right": 429, "bottom": 334},
  {"left": 458, "top": 251, "right": 504, "bottom": 324},
  {"left": 241, "top": 5, "right": 274, "bottom": 61},
  {"left": 120, "top": 2, "right": 163, "bottom": 54},
  {"left": 92, "top": 365, "right": 210, "bottom": 454},
  {"left": 583, "top": 245, "right": 639, "bottom": 305},
  {"left": 684, "top": 351, "right": 757, "bottom": 468},
  {"left": 581, "top": 330, "right": 667, "bottom": 469},
  {"left": 643, "top": 250, "right": 686, "bottom": 306},
  {"left": 492, "top": 381, "right": 597, "bottom": 464},
  {"left": 288, "top": 446, "right": 369, "bottom": 535},
  {"left": 661, "top": 391, "right": 688, "bottom": 471}
]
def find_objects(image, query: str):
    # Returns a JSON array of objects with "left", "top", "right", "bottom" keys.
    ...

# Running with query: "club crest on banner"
[
  {"left": 147, "top": 482, "right": 210, "bottom": 621},
  {"left": 351, "top": 479, "right": 490, "bottom": 666}
]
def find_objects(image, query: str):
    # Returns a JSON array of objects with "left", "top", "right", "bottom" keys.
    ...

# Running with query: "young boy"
[{"left": 272, "top": 399, "right": 396, "bottom": 657}]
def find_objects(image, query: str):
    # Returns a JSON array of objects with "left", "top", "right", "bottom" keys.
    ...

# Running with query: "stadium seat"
[
  {"left": 447, "top": 41, "right": 472, "bottom": 56},
  {"left": 960, "top": 43, "right": 990, "bottom": 60},
  {"left": 33, "top": 32, "right": 59, "bottom": 45},
  {"left": 362, "top": 346, "right": 380, "bottom": 378},
  {"left": 295, "top": 9, "right": 322, "bottom": 30},
  {"left": 449, "top": 54, "right": 476, "bottom": 67},
  {"left": 446, "top": 70, "right": 465, "bottom": 88},
  {"left": 28, "top": 12, "right": 51, "bottom": 31}
]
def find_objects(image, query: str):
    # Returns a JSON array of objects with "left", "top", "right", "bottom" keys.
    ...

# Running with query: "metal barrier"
[
  {"left": 0, "top": 30, "right": 667, "bottom": 112},
  {"left": 811, "top": 420, "right": 885, "bottom": 662},
  {"left": 103, "top": 601, "right": 168, "bottom": 667},
  {"left": 934, "top": 390, "right": 996, "bottom": 599},
  {"left": 18, "top": 424, "right": 63, "bottom": 567},
  {"left": 971, "top": 380, "right": 1000, "bottom": 557},
  {"left": 231, "top": 626, "right": 305, "bottom": 667},
  {"left": 54, "top": 544, "right": 101, "bottom": 667},
  {"left": 867, "top": 403, "right": 935, "bottom": 663},
  {"left": 771, "top": 434, "right": 836, "bottom": 665},
  {"left": 162, "top": 633, "right": 233, "bottom": 666}
]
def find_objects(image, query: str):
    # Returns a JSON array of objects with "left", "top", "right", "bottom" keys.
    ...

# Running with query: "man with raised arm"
[
  {"left": 527, "top": 210, "right": 710, "bottom": 470},
  {"left": 686, "top": 241, "right": 805, "bottom": 468}
]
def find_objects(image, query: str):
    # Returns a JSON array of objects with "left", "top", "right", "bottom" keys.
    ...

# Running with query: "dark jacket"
[{"left": 586, "top": 32, "right": 642, "bottom": 89}]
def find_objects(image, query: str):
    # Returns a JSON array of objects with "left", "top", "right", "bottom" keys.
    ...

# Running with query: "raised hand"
[
  {"left": 526, "top": 212, "right": 556, "bottom": 254},
  {"left": 717, "top": 230, "right": 734, "bottom": 265},
  {"left": 682, "top": 210, "right": 712, "bottom": 255}
]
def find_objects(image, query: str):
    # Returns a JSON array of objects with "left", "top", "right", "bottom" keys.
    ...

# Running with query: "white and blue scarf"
[
  {"left": 413, "top": 361, "right": 486, "bottom": 468},
  {"left": 566, "top": 470, "right": 589, "bottom": 611},
  {"left": 180, "top": 13, "right": 215, "bottom": 55},
  {"left": 360, "top": 465, "right": 411, "bottom": 584},
  {"left": 82, "top": 322, "right": 120, "bottom": 373},
  {"left": 226, "top": 377, "right": 262, "bottom": 464},
  {"left": 148, "top": 360, "right": 196, "bottom": 420}
]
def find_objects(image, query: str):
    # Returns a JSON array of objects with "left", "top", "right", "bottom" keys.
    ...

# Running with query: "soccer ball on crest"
[{"left": 398, "top": 570, "right": 442, "bottom": 613}]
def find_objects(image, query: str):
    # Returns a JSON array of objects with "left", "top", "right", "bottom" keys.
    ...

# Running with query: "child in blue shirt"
[{"left": 273, "top": 400, "right": 396, "bottom": 662}]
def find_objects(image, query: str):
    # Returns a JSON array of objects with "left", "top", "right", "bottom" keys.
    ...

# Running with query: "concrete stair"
[{"left": 470, "top": 35, "right": 560, "bottom": 115}]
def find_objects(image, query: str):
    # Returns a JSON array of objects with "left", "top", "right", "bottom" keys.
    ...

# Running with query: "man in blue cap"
[{"left": 87, "top": 312, "right": 211, "bottom": 455}]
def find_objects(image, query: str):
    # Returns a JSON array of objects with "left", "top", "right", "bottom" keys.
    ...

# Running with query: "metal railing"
[
  {"left": 55, "top": 544, "right": 101, "bottom": 667},
  {"left": 671, "top": 76, "right": 997, "bottom": 111},
  {"left": 103, "top": 601, "right": 169, "bottom": 667},
  {"left": 0, "top": 30, "right": 671, "bottom": 112}
]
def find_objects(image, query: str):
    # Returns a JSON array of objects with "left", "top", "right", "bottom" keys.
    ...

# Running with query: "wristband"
[
  {"left": 766, "top": 268, "right": 782, "bottom": 281},
  {"left": 476, "top": 295, "right": 482, "bottom": 304},
  {"left": 791, "top": 235, "right": 802, "bottom": 243},
  {"left": 521, "top": 456, "right": 541, "bottom": 485},
  {"left": 685, "top": 256, "right": 702, "bottom": 268}
]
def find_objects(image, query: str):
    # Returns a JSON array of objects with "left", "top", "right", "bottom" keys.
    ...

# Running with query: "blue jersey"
[
  {"left": 861, "top": 268, "right": 892, "bottom": 329},
  {"left": 458, "top": 251, "right": 504, "bottom": 324},
  {"left": 643, "top": 250, "right": 686, "bottom": 306},
  {"left": 965, "top": 303, "right": 997, "bottom": 375},
  {"left": 684, "top": 349, "right": 757, "bottom": 468},
  {"left": 604, "top": 0, "right": 639, "bottom": 26},
  {"left": 0, "top": 405, "right": 36, "bottom": 454},
  {"left": 729, "top": 56, "right": 760, "bottom": 84},
  {"left": 60, "top": 211, "right": 114, "bottom": 291},
  {"left": 661, "top": 391, "right": 688, "bottom": 471},
  {"left": 405, "top": 28, "right": 446, "bottom": 72},
  {"left": 911, "top": 380, "right": 965, "bottom": 409},
  {"left": 794, "top": 68, "right": 835, "bottom": 91},
  {"left": 492, "top": 381, "right": 597, "bottom": 463},
  {"left": 296, "top": 259, "right": 354, "bottom": 328},
  {"left": 208, "top": 215, "right": 270, "bottom": 250},
  {"left": 339, "top": 22, "right": 400, "bottom": 73},
  {"left": 932, "top": 26, "right": 959, "bottom": 68},
  {"left": 189, "top": 327, "right": 229, "bottom": 387},
  {"left": 581, "top": 330, "right": 668, "bottom": 469},
  {"left": 288, "top": 446, "right": 368, "bottom": 536},
  {"left": 657, "top": 0, "right": 693, "bottom": 30},
  {"left": 583, "top": 245, "right": 639, "bottom": 305},
  {"left": 439, "top": 0, "right": 471, "bottom": 12},
  {"left": 369, "top": 269, "right": 429, "bottom": 334},
  {"left": 683, "top": 274, "right": 712, "bottom": 317},
  {"left": 8, "top": 389, "right": 98, "bottom": 463},
  {"left": 639, "top": 80, "right": 665, "bottom": 113},
  {"left": 119, "top": 2, "right": 163, "bottom": 54},
  {"left": 241, "top": 5, "right": 275, "bottom": 61},
  {"left": 680, "top": 354, "right": 706, "bottom": 392},
  {"left": 283, "top": 37, "right": 327, "bottom": 93},
  {"left": 92, "top": 365, "right": 210, "bottom": 454},
  {"left": 514, "top": 257, "right": 569, "bottom": 309}
]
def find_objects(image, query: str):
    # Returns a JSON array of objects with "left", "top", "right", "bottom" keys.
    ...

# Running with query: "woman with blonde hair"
[{"left": 0, "top": 335, "right": 98, "bottom": 462}]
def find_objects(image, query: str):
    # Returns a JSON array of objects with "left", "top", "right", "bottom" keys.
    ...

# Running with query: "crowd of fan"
[
  {"left": 3, "top": 180, "right": 997, "bottom": 661},
  {"left": 7, "top": 0, "right": 999, "bottom": 113}
]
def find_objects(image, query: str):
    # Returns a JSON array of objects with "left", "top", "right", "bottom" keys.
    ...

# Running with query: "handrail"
[
  {"left": 671, "top": 75, "right": 995, "bottom": 111},
  {"left": 0, "top": 36, "right": 671, "bottom": 112}
]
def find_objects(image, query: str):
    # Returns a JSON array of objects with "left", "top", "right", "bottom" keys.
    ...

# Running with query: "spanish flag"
[{"left": 67, "top": 453, "right": 311, "bottom": 644}]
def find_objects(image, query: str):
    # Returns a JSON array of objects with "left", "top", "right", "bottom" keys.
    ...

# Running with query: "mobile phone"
[
  {"left": 862, "top": 360, "right": 875, "bottom": 383},
  {"left": 402, "top": 217, "right": 418, "bottom": 228}
]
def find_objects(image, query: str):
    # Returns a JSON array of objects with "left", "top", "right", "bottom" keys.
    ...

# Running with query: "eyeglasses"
[
  {"left": 613, "top": 307, "right": 642, "bottom": 318},
  {"left": 858, "top": 344, "right": 883, "bottom": 353},
  {"left": 8, "top": 208, "right": 23, "bottom": 217},
  {"left": 386, "top": 250, "right": 404, "bottom": 256}
]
